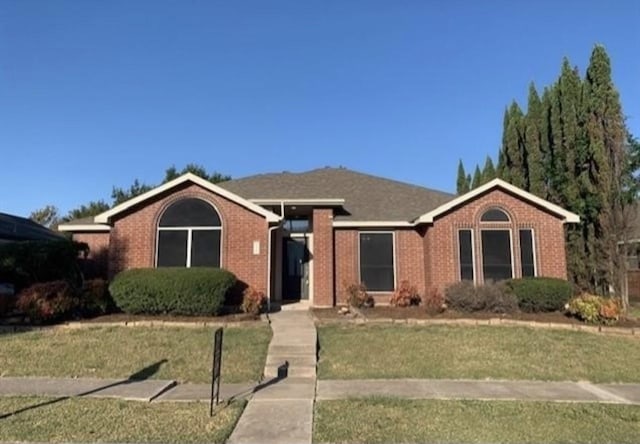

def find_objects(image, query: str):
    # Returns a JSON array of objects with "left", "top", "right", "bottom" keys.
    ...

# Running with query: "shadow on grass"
[{"left": 0, "top": 359, "right": 168, "bottom": 419}]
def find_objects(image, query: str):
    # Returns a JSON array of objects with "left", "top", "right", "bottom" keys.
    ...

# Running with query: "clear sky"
[{"left": 1, "top": 1, "right": 639, "bottom": 217}]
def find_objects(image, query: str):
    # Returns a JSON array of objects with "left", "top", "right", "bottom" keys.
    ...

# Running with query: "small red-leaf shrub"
[
  {"left": 16, "top": 280, "right": 79, "bottom": 322},
  {"left": 345, "top": 282, "right": 374, "bottom": 308},
  {"left": 241, "top": 286, "right": 267, "bottom": 315},
  {"left": 567, "top": 294, "right": 621, "bottom": 325},
  {"left": 390, "top": 280, "right": 422, "bottom": 307},
  {"left": 423, "top": 287, "right": 445, "bottom": 314}
]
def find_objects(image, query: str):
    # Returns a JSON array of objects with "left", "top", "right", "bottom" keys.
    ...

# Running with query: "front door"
[{"left": 282, "top": 237, "right": 310, "bottom": 300}]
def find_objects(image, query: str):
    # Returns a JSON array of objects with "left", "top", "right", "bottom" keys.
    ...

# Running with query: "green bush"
[
  {"left": 506, "top": 277, "right": 573, "bottom": 312},
  {"left": 16, "top": 280, "right": 79, "bottom": 323},
  {"left": 109, "top": 268, "right": 237, "bottom": 316},
  {"left": 0, "top": 240, "right": 87, "bottom": 291},
  {"left": 445, "top": 281, "right": 518, "bottom": 313},
  {"left": 567, "top": 294, "right": 621, "bottom": 325}
]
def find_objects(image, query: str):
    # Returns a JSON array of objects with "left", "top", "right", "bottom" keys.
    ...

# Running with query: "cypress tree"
[
  {"left": 503, "top": 102, "right": 527, "bottom": 188},
  {"left": 456, "top": 160, "right": 470, "bottom": 194},
  {"left": 481, "top": 156, "right": 497, "bottom": 184},
  {"left": 525, "top": 83, "right": 545, "bottom": 197},
  {"left": 471, "top": 165, "right": 482, "bottom": 189}
]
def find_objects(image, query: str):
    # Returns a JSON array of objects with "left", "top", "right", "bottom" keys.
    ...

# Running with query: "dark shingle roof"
[
  {"left": 0, "top": 213, "right": 65, "bottom": 242},
  {"left": 219, "top": 167, "right": 454, "bottom": 221}
]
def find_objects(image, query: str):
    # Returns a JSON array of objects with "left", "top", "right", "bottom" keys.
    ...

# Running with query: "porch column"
[{"left": 312, "top": 208, "right": 335, "bottom": 307}]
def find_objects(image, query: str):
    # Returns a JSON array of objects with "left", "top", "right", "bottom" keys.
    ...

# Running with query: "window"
[
  {"left": 481, "top": 208, "right": 510, "bottom": 222},
  {"left": 359, "top": 232, "right": 395, "bottom": 291},
  {"left": 283, "top": 218, "right": 310, "bottom": 233},
  {"left": 458, "top": 229, "right": 474, "bottom": 281},
  {"left": 519, "top": 229, "right": 536, "bottom": 277},
  {"left": 156, "top": 198, "right": 222, "bottom": 267},
  {"left": 481, "top": 230, "right": 512, "bottom": 282}
]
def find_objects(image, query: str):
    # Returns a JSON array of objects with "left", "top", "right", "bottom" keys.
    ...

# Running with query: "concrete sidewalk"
[{"left": 317, "top": 378, "right": 640, "bottom": 405}]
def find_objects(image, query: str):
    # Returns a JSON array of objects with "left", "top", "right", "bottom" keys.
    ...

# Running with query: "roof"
[
  {"left": 415, "top": 178, "right": 580, "bottom": 224},
  {"left": 0, "top": 213, "right": 65, "bottom": 242},
  {"left": 219, "top": 167, "right": 454, "bottom": 222}
]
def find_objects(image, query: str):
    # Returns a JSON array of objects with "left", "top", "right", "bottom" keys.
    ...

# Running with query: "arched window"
[
  {"left": 156, "top": 198, "right": 222, "bottom": 267},
  {"left": 480, "top": 208, "right": 510, "bottom": 222}
]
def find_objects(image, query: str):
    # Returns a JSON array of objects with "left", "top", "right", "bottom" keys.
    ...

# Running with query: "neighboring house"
[
  {"left": 58, "top": 167, "right": 580, "bottom": 307},
  {"left": 0, "top": 212, "right": 64, "bottom": 243}
]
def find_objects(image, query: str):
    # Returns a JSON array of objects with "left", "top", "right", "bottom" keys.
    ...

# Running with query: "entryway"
[{"left": 282, "top": 235, "right": 312, "bottom": 303}]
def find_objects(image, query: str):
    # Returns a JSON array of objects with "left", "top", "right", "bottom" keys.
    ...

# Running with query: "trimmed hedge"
[
  {"left": 109, "top": 268, "right": 236, "bottom": 316},
  {"left": 506, "top": 277, "right": 573, "bottom": 312}
]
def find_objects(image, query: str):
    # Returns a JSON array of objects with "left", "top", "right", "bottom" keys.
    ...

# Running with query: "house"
[
  {"left": 58, "top": 167, "right": 580, "bottom": 307},
  {"left": 0, "top": 212, "right": 65, "bottom": 243}
]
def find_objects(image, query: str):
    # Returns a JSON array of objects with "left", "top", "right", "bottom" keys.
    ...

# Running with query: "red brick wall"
[
  {"left": 107, "top": 182, "right": 270, "bottom": 293},
  {"left": 73, "top": 232, "right": 110, "bottom": 278},
  {"left": 334, "top": 228, "right": 426, "bottom": 305},
  {"left": 312, "top": 208, "right": 335, "bottom": 307},
  {"left": 426, "top": 188, "right": 568, "bottom": 292}
]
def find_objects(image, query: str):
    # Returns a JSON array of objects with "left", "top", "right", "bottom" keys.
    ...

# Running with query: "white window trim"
[
  {"left": 519, "top": 228, "right": 538, "bottom": 277},
  {"left": 479, "top": 228, "right": 514, "bottom": 282},
  {"left": 457, "top": 228, "right": 476, "bottom": 283},
  {"left": 357, "top": 231, "right": 397, "bottom": 293},
  {"left": 480, "top": 207, "right": 511, "bottom": 223}
]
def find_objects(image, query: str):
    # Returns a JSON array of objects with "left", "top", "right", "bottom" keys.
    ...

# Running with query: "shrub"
[
  {"left": 16, "top": 280, "right": 79, "bottom": 322},
  {"left": 345, "top": 282, "right": 374, "bottom": 308},
  {"left": 390, "top": 280, "right": 421, "bottom": 307},
  {"left": 0, "top": 240, "right": 87, "bottom": 291},
  {"left": 109, "top": 268, "right": 236, "bottom": 316},
  {"left": 506, "top": 277, "right": 573, "bottom": 313},
  {"left": 80, "top": 279, "right": 115, "bottom": 316},
  {"left": 241, "top": 286, "right": 266, "bottom": 315},
  {"left": 445, "top": 281, "right": 518, "bottom": 313},
  {"left": 423, "top": 287, "right": 445, "bottom": 315},
  {"left": 445, "top": 281, "right": 482, "bottom": 312},
  {"left": 477, "top": 282, "right": 519, "bottom": 314},
  {"left": 567, "top": 294, "right": 621, "bottom": 325}
]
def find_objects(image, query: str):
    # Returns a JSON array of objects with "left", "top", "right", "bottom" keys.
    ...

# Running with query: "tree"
[
  {"left": 62, "top": 200, "right": 111, "bottom": 222},
  {"left": 456, "top": 160, "right": 470, "bottom": 194},
  {"left": 471, "top": 165, "right": 482, "bottom": 189},
  {"left": 111, "top": 179, "right": 154, "bottom": 206},
  {"left": 501, "top": 102, "right": 527, "bottom": 188},
  {"left": 29, "top": 205, "right": 59, "bottom": 228},
  {"left": 524, "top": 83, "right": 545, "bottom": 197},
  {"left": 481, "top": 156, "right": 497, "bottom": 184},
  {"left": 164, "top": 164, "right": 231, "bottom": 184}
]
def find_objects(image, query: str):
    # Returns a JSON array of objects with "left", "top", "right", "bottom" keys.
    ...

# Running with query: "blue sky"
[{"left": 1, "top": 1, "right": 639, "bottom": 217}]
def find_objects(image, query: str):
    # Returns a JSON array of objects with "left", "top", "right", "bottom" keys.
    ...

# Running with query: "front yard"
[
  {"left": 0, "top": 397, "right": 244, "bottom": 443},
  {"left": 314, "top": 398, "right": 640, "bottom": 443},
  {"left": 317, "top": 324, "right": 640, "bottom": 382},
  {"left": 0, "top": 325, "right": 271, "bottom": 383}
]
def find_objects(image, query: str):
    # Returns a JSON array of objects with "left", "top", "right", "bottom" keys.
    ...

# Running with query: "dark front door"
[{"left": 282, "top": 237, "right": 310, "bottom": 300}]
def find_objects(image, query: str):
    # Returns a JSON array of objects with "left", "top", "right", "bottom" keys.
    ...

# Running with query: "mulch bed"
[{"left": 312, "top": 306, "right": 640, "bottom": 328}]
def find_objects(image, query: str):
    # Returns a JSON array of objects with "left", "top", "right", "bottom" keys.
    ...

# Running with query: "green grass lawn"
[
  {"left": 0, "top": 325, "right": 271, "bottom": 383},
  {"left": 0, "top": 396, "right": 244, "bottom": 443},
  {"left": 318, "top": 324, "right": 640, "bottom": 382},
  {"left": 314, "top": 398, "right": 640, "bottom": 444}
]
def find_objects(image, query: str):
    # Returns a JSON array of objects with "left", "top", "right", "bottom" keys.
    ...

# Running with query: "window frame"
[
  {"left": 358, "top": 231, "right": 397, "bottom": 292},
  {"left": 457, "top": 228, "right": 476, "bottom": 283},
  {"left": 479, "top": 228, "right": 514, "bottom": 282},
  {"left": 155, "top": 199, "right": 223, "bottom": 268},
  {"left": 519, "top": 228, "right": 537, "bottom": 277},
  {"left": 480, "top": 207, "right": 511, "bottom": 223}
]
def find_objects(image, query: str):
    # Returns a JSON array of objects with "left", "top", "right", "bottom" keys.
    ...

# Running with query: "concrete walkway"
[
  {"left": 227, "top": 309, "right": 317, "bottom": 444},
  {"left": 317, "top": 378, "right": 640, "bottom": 405}
]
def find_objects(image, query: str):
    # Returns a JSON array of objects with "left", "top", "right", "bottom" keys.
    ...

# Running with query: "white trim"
[
  {"left": 479, "top": 228, "right": 514, "bottom": 282},
  {"left": 57, "top": 224, "right": 111, "bottom": 232},
  {"left": 334, "top": 221, "right": 413, "bottom": 228},
  {"left": 251, "top": 198, "right": 345, "bottom": 206},
  {"left": 416, "top": 178, "right": 580, "bottom": 224},
  {"left": 357, "top": 231, "right": 396, "bottom": 292},
  {"left": 457, "top": 228, "right": 476, "bottom": 283},
  {"left": 94, "top": 173, "right": 281, "bottom": 224}
]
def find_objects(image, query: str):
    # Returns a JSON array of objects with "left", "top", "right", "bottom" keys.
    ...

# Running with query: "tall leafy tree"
[
  {"left": 29, "top": 205, "right": 60, "bottom": 228},
  {"left": 456, "top": 160, "right": 470, "bottom": 194},
  {"left": 524, "top": 83, "right": 545, "bottom": 197},
  {"left": 62, "top": 201, "right": 111, "bottom": 222},
  {"left": 481, "top": 156, "right": 497, "bottom": 184},
  {"left": 111, "top": 179, "right": 154, "bottom": 205},
  {"left": 471, "top": 165, "right": 482, "bottom": 189},
  {"left": 501, "top": 102, "right": 527, "bottom": 188}
]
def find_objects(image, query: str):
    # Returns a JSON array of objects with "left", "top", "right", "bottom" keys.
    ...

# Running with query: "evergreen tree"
[
  {"left": 29, "top": 205, "right": 59, "bottom": 228},
  {"left": 524, "top": 83, "right": 545, "bottom": 197},
  {"left": 456, "top": 160, "right": 470, "bottom": 194},
  {"left": 481, "top": 156, "right": 496, "bottom": 184},
  {"left": 502, "top": 102, "right": 527, "bottom": 188},
  {"left": 471, "top": 165, "right": 482, "bottom": 189}
]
